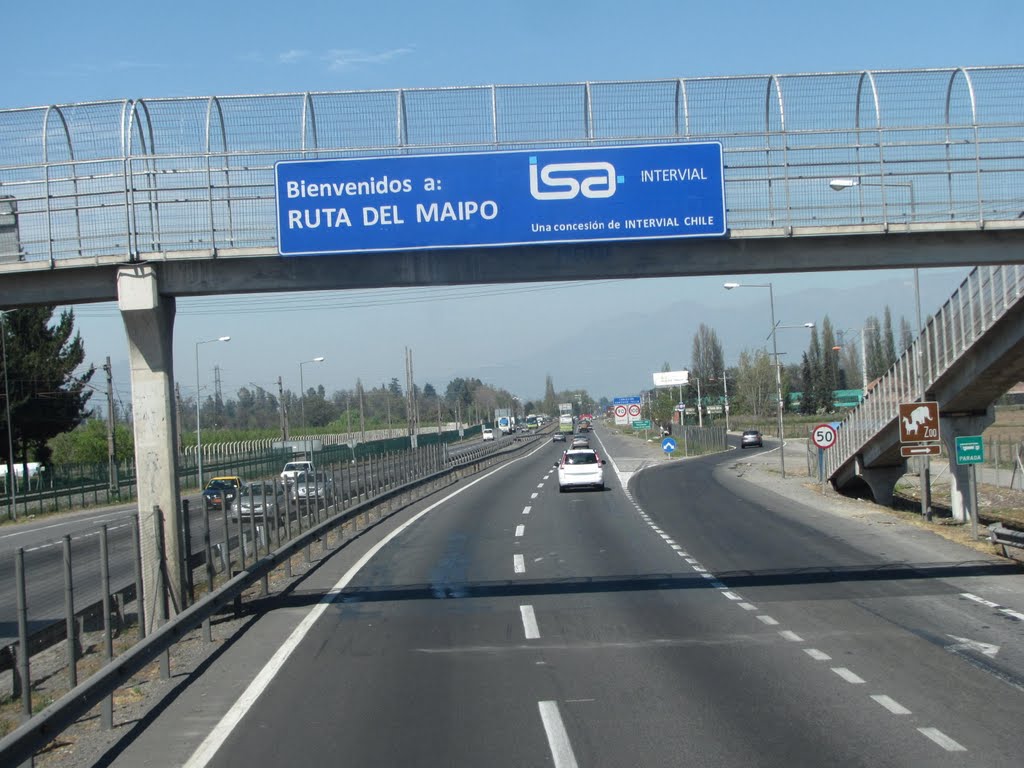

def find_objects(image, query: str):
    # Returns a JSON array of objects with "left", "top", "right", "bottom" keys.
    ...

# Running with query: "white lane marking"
[
  {"left": 832, "top": 667, "right": 865, "bottom": 684},
  {"left": 722, "top": 591, "right": 742, "bottom": 601},
  {"left": 514, "top": 554, "right": 526, "bottom": 573},
  {"left": 659, "top": 534, "right": 672, "bottom": 540},
  {"left": 182, "top": 438, "right": 552, "bottom": 768},
  {"left": 543, "top": 475, "right": 550, "bottom": 480},
  {"left": 917, "top": 727, "right": 966, "bottom": 752},
  {"left": 537, "top": 483, "right": 544, "bottom": 488},
  {"left": 0, "top": 510, "right": 130, "bottom": 540},
  {"left": 757, "top": 615, "right": 779, "bottom": 626},
  {"left": 692, "top": 565, "right": 707, "bottom": 573},
  {"left": 520, "top": 605, "right": 540, "bottom": 639},
  {"left": 684, "top": 558, "right": 698, "bottom": 564},
  {"left": 538, "top": 701, "right": 579, "bottom": 768},
  {"left": 531, "top": 493, "right": 539, "bottom": 499},
  {"left": 701, "top": 573, "right": 715, "bottom": 579},
  {"left": 871, "top": 695, "right": 911, "bottom": 715},
  {"left": 522, "top": 505, "right": 532, "bottom": 515},
  {"left": 738, "top": 603, "right": 757, "bottom": 611},
  {"left": 515, "top": 525, "right": 525, "bottom": 537},
  {"left": 670, "top": 544, "right": 682, "bottom": 551},
  {"left": 778, "top": 630, "right": 803, "bottom": 642},
  {"left": 961, "top": 592, "right": 1024, "bottom": 622},
  {"left": 804, "top": 648, "right": 831, "bottom": 661}
]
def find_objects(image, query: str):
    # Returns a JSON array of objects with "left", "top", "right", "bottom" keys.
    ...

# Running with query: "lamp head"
[
  {"left": 829, "top": 178, "right": 858, "bottom": 191},
  {"left": 218, "top": 336, "right": 231, "bottom": 342},
  {"left": 723, "top": 282, "right": 740, "bottom": 290}
]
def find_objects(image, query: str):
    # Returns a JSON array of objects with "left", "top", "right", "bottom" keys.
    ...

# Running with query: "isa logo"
[{"left": 528, "top": 156, "right": 625, "bottom": 201}]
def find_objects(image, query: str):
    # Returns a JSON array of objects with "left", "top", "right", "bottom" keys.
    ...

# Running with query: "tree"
[
  {"left": 882, "top": 306, "right": 897, "bottom": 370},
  {"left": 691, "top": 323, "right": 725, "bottom": 403},
  {"left": 864, "top": 316, "right": 887, "bottom": 381},
  {"left": 735, "top": 349, "right": 775, "bottom": 418},
  {"left": 543, "top": 375, "right": 557, "bottom": 416},
  {"left": 820, "top": 316, "right": 840, "bottom": 409},
  {"left": 1, "top": 307, "right": 94, "bottom": 477},
  {"left": 899, "top": 316, "right": 914, "bottom": 354}
]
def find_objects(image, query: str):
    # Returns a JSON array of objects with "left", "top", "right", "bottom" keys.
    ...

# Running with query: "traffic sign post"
[
  {"left": 955, "top": 436, "right": 984, "bottom": 540},
  {"left": 632, "top": 419, "right": 652, "bottom": 430},
  {"left": 811, "top": 423, "right": 838, "bottom": 494},
  {"left": 662, "top": 437, "right": 677, "bottom": 455}
]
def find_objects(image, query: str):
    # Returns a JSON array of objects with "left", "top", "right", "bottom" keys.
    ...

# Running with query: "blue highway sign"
[
  {"left": 275, "top": 143, "right": 726, "bottom": 256},
  {"left": 662, "top": 437, "right": 677, "bottom": 453},
  {"left": 613, "top": 396, "right": 642, "bottom": 405}
]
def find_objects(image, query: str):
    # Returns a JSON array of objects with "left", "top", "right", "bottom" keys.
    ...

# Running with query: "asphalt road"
[
  {"left": 101, "top": 424, "right": 1024, "bottom": 767},
  {"left": 0, "top": 434, "right": 506, "bottom": 648}
]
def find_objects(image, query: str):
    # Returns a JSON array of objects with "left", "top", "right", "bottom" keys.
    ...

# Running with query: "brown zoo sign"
[{"left": 898, "top": 401, "right": 940, "bottom": 444}]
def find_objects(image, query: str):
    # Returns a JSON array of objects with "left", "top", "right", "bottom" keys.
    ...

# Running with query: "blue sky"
[{"left": 4, "top": 0, "right": 1021, "bottom": 405}]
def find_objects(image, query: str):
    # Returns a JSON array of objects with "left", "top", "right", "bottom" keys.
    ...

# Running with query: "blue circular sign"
[{"left": 662, "top": 437, "right": 677, "bottom": 453}]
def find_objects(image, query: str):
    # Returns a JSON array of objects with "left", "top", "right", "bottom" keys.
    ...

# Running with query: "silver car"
[
  {"left": 233, "top": 482, "right": 289, "bottom": 523},
  {"left": 290, "top": 471, "right": 336, "bottom": 506}
]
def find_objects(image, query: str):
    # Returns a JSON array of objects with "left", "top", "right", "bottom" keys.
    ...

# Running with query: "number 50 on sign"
[{"left": 811, "top": 424, "right": 837, "bottom": 450}]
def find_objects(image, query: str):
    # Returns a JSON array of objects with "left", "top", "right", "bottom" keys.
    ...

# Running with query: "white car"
[
  {"left": 482, "top": 428, "right": 495, "bottom": 441},
  {"left": 555, "top": 448, "right": 606, "bottom": 492},
  {"left": 281, "top": 460, "right": 314, "bottom": 483}
]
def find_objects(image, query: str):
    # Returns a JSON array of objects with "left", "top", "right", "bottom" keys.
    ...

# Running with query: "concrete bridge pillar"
[
  {"left": 118, "top": 265, "right": 183, "bottom": 633},
  {"left": 940, "top": 408, "right": 994, "bottom": 524},
  {"left": 855, "top": 456, "right": 906, "bottom": 507}
]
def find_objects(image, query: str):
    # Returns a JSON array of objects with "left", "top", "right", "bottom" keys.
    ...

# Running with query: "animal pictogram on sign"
[{"left": 898, "top": 401, "right": 940, "bottom": 444}]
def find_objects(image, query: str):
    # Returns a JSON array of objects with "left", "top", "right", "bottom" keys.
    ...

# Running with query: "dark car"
[
  {"left": 740, "top": 430, "right": 763, "bottom": 448},
  {"left": 202, "top": 476, "right": 242, "bottom": 510}
]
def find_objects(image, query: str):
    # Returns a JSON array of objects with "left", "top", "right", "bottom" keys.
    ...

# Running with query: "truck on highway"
[
  {"left": 559, "top": 414, "right": 574, "bottom": 434},
  {"left": 495, "top": 408, "right": 513, "bottom": 435}
]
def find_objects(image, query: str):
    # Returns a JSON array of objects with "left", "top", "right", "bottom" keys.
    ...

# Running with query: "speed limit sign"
[{"left": 811, "top": 423, "right": 838, "bottom": 450}]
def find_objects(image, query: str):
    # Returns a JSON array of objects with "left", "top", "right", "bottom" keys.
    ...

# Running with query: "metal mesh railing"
[
  {"left": 824, "top": 264, "right": 1024, "bottom": 478},
  {"left": 2, "top": 66, "right": 1024, "bottom": 265}
]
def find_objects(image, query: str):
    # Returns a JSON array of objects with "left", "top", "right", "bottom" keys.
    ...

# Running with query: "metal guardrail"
[
  {"left": 988, "top": 524, "right": 1024, "bottom": 563},
  {"left": 825, "top": 264, "right": 1024, "bottom": 480},
  {"left": 0, "top": 430, "right": 544, "bottom": 765},
  {"left": 2, "top": 67, "right": 1024, "bottom": 265}
]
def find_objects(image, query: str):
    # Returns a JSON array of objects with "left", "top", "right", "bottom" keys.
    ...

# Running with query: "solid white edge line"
[
  {"left": 514, "top": 554, "right": 526, "bottom": 573},
  {"left": 515, "top": 524, "right": 525, "bottom": 537},
  {"left": 917, "top": 727, "right": 967, "bottom": 752},
  {"left": 520, "top": 605, "right": 541, "bottom": 640},
  {"left": 183, "top": 438, "right": 551, "bottom": 768},
  {"left": 831, "top": 667, "right": 866, "bottom": 684},
  {"left": 538, "top": 701, "right": 580, "bottom": 768},
  {"left": 871, "top": 694, "right": 911, "bottom": 715}
]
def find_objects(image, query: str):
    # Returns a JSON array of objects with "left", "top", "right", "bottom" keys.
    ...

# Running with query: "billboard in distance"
[{"left": 653, "top": 370, "right": 689, "bottom": 388}]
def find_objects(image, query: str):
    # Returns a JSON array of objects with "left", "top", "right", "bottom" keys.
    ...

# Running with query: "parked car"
[
  {"left": 741, "top": 429, "right": 763, "bottom": 448},
  {"left": 202, "top": 476, "right": 242, "bottom": 511},
  {"left": 290, "top": 471, "right": 336, "bottom": 506},
  {"left": 482, "top": 427, "right": 495, "bottom": 441},
  {"left": 232, "top": 481, "right": 289, "bottom": 524},
  {"left": 281, "top": 460, "right": 314, "bottom": 482},
  {"left": 554, "top": 449, "right": 606, "bottom": 492}
]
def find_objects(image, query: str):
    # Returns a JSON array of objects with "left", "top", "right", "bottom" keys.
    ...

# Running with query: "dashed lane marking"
[
  {"left": 515, "top": 525, "right": 525, "bottom": 537},
  {"left": 917, "top": 727, "right": 966, "bottom": 752},
  {"left": 832, "top": 667, "right": 866, "bottom": 684},
  {"left": 871, "top": 695, "right": 910, "bottom": 715},
  {"left": 514, "top": 554, "right": 526, "bottom": 574},
  {"left": 538, "top": 701, "right": 580, "bottom": 768},
  {"left": 778, "top": 630, "right": 803, "bottom": 642},
  {"left": 804, "top": 648, "right": 831, "bottom": 661},
  {"left": 520, "top": 605, "right": 540, "bottom": 639}
]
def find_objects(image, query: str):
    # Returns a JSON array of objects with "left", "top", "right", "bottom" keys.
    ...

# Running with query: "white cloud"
[
  {"left": 322, "top": 46, "right": 414, "bottom": 71},
  {"left": 278, "top": 49, "right": 310, "bottom": 65}
]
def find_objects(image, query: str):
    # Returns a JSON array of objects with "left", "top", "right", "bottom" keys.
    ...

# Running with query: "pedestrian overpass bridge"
[{"left": 1, "top": 65, "right": 1023, "bottom": 620}]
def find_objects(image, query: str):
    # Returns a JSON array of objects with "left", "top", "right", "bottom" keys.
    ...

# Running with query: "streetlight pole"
[
  {"left": 830, "top": 176, "right": 930, "bottom": 517},
  {"left": 299, "top": 356, "right": 326, "bottom": 437},
  {"left": 195, "top": 335, "right": 230, "bottom": 490},
  {"left": 724, "top": 281, "right": 786, "bottom": 478},
  {"left": 1, "top": 310, "right": 17, "bottom": 520}
]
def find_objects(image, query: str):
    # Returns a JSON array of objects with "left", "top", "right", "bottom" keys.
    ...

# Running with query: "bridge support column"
[
  {"left": 118, "top": 265, "right": 183, "bottom": 633},
  {"left": 940, "top": 409, "right": 994, "bottom": 524},
  {"left": 855, "top": 457, "right": 906, "bottom": 507}
]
